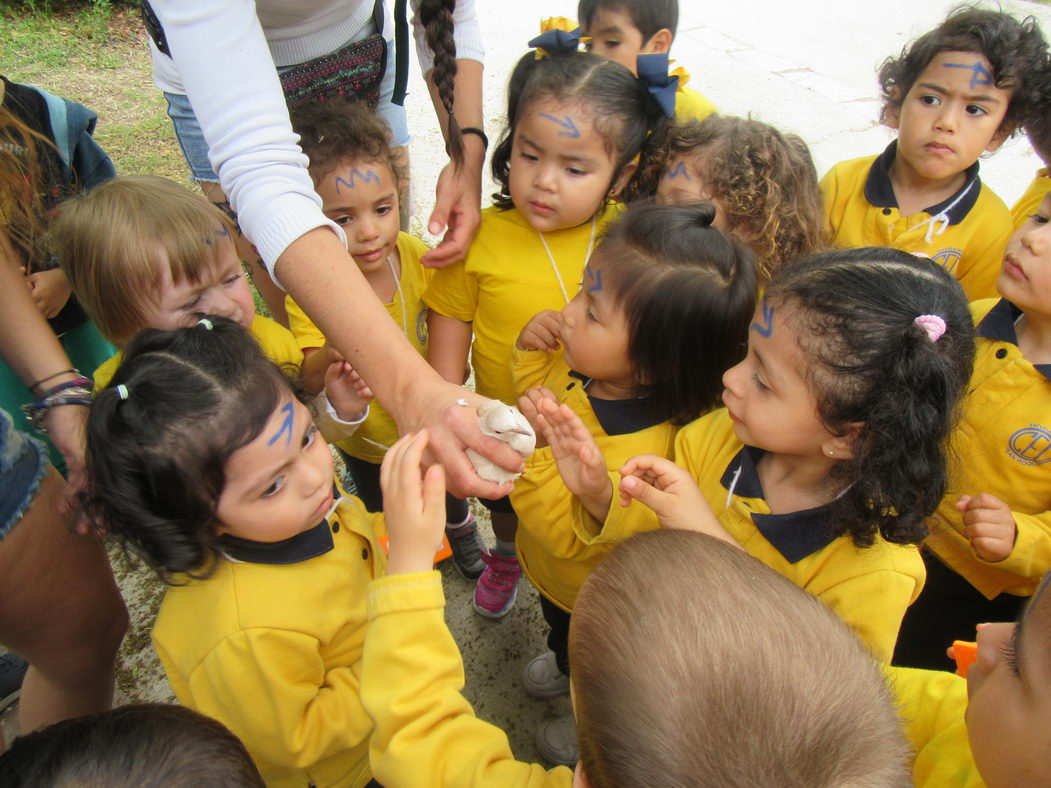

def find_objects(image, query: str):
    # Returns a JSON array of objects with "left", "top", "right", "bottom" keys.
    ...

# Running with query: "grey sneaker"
[
  {"left": 522, "top": 650, "right": 569, "bottom": 697},
  {"left": 445, "top": 516, "right": 485, "bottom": 581},
  {"left": 536, "top": 714, "right": 579, "bottom": 767}
]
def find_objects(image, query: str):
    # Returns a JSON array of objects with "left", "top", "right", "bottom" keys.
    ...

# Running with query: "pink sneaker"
[{"left": 472, "top": 550, "right": 522, "bottom": 618}]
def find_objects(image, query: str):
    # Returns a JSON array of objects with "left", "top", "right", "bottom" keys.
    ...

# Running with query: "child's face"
[
  {"left": 655, "top": 153, "right": 729, "bottom": 232},
  {"left": 139, "top": 236, "right": 255, "bottom": 335},
  {"left": 721, "top": 299, "right": 842, "bottom": 457},
  {"left": 314, "top": 159, "right": 400, "bottom": 277},
  {"left": 888, "top": 50, "right": 1012, "bottom": 186},
  {"left": 582, "top": 8, "right": 666, "bottom": 76},
  {"left": 509, "top": 100, "right": 629, "bottom": 232},
  {"left": 559, "top": 260, "right": 633, "bottom": 387},
  {"left": 215, "top": 395, "right": 335, "bottom": 543},
  {"left": 965, "top": 574, "right": 1051, "bottom": 787},
  {"left": 999, "top": 193, "right": 1051, "bottom": 315}
]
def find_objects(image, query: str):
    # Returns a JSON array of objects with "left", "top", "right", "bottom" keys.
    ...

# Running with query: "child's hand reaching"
[
  {"left": 325, "top": 359, "right": 373, "bottom": 422},
  {"left": 618, "top": 455, "right": 732, "bottom": 542},
  {"left": 380, "top": 430, "right": 447, "bottom": 574},
  {"left": 535, "top": 398, "right": 612, "bottom": 520},
  {"left": 23, "top": 267, "right": 72, "bottom": 319},
  {"left": 955, "top": 493, "right": 1017, "bottom": 562},
  {"left": 516, "top": 310, "right": 563, "bottom": 351},
  {"left": 517, "top": 386, "right": 558, "bottom": 448}
]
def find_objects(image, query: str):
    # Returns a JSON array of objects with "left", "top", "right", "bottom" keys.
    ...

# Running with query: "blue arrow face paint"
[
  {"left": 664, "top": 161, "right": 691, "bottom": 180},
  {"left": 943, "top": 60, "right": 995, "bottom": 90},
  {"left": 586, "top": 263, "right": 604, "bottom": 292},
  {"left": 268, "top": 401, "right": 295, "bottom": 447},
  {"left": 750, "top": 296, "right": 775, "bottom": 338},
  {"left": 538, "top": 113, "right": 581, "bottom": 139},
  {"left": 334, "top": 168, "right": 380, "bottom": 193}
]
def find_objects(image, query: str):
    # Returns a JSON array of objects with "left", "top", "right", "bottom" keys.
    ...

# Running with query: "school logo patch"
[
  {"left": 416, "top": 306, "right": 428, "bottom": 346},
  {"left": 1006, "top": 423, "right": 1051, "bottom": 466},
  {"left": 931, "top": 247, "right": 963, "bottom": 274}
]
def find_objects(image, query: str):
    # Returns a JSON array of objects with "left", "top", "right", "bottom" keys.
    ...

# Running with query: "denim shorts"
[
  {"left": 0, "top": 409, "right": 49, "bottom": 539},
  {"left": 164, "top": 36, "right": 410, "bottom": 183}
]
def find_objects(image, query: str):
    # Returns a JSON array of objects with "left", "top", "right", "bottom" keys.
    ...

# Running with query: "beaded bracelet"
[{"left": 22, "top": 379, "right": 94, "bottom": 434}]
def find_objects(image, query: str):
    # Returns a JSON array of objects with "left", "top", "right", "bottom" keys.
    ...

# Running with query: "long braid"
[{"left": 417, "top": 0, "right": 463, "bottom": 168}]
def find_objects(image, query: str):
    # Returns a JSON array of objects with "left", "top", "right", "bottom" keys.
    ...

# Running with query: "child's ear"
[
  {"left": 641, "top": 28, "right": 672, "bottom": 55},
  {"left": 609, "top": 159, "right": 639, "bottom": 199},
  {"left": 823, "top": 423, "right": 862, "bottom": 461},
  {"left": 883, "top": 89, "right": 902, "bottom": 131}
]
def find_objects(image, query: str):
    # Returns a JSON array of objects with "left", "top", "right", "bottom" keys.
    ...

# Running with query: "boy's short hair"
[
  {"left": 878, "top": 6, "right": 1050, "bottom": 138},
  {"left": 577, "top": 0, "right": 678, "bottom": 42},
  {"left": 571, "top": 530, "right": 911, "bottom": 787},
  {"left": 50, "top": 175, "right": 238, "bottom": 344},
  {"left": 0, "top": 703, "right": 264, "bottom": 787},
  {"left": 289, "top": 99, "right": 405, "bottom": 189}
]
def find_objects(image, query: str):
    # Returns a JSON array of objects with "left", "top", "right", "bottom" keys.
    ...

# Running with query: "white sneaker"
[
  {"left": 522, "top": 650, "right": 569, "bottom": 698},
  {"left": 536, "top": 714, "right": 579, "bottom": 766}
]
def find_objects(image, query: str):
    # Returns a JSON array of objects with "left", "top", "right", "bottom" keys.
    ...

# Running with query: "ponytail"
[{"left": 766, "top": 248, "right": 975, "bottom": 547}]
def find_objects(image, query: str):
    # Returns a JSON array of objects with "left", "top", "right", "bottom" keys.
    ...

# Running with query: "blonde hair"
[
  {"left": 571, "top": 530, "right": 910, "bottom": 787},
  {"left": 51, "top": 175, "right": 238, "bottom": 344}
]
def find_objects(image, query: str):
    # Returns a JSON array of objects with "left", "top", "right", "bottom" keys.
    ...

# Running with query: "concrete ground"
[{"left": 5, "top": 0, "right": 1051, "bottom": 768}]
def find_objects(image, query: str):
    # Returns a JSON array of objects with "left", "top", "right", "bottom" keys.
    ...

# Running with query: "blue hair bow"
[
  {"left": 636, "top": 53, "right": 679, "bottom": 118},
  {"left": 528, "top": 25, "right": 585, "bottom": 58}
]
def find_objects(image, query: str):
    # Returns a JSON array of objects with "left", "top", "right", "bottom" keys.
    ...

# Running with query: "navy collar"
[
  {"left": 976, "top": 298, "right": 1051, "bottom": 382},
  {"left": 567, "top": 371, "right": 663, "bottom": 435},
  {"left": 864, "top": 141, "right": 981, "bottom": 224},
  {"left": 719, "top": 446, "right": 837, "bottom": 564},
  {"left": 216, "top": 485, "right": 339, "bottom": 565}
]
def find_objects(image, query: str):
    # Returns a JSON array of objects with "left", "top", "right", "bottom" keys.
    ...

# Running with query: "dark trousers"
[
  {"left": 339, "top": 450, "right": 469, "bottom": 522},
  {"left": 893, "top": 549, "right": 1026, "bottom": 670},
  {"left": 539, "top": 594, "right": 572, "bottom": 676}
]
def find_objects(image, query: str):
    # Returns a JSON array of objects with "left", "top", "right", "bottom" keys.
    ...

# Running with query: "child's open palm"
[
  {"left": 380, "top": 430, "right": 447, "bottom": 574},
  {"left": 536, "top": 398, "right": 611, "bottom": 519},
  {"left": 955, "top": 493, "right": 1017, "bottom": 563},
  {"left": 619, "top": 455, "right": 732, "bottom": 543}
]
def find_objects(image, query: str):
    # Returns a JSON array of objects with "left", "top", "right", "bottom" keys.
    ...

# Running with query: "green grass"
[{"left": 0, "top": 4, "right": 123, "bottom": 76}]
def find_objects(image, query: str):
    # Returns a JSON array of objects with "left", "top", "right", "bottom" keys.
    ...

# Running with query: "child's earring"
[{"left": 825, "top": 448, "right": 835, "bottom": 457}]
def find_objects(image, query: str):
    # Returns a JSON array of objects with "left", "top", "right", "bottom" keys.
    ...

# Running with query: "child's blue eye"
[{"left": 263, "top": 476, "right": 285, "bottom": 498}]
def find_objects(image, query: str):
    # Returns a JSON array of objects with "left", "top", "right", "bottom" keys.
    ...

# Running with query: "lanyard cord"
[{"left": 537, "top": 215, "right": 598, "bottom": 305}]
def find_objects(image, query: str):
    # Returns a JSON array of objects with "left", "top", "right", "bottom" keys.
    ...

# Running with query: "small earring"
[{"left": 825, "top": 448, "right": 835, "bottom": 457}]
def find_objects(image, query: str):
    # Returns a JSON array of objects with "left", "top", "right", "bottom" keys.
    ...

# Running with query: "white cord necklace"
[
  {"left": 385, "top": 252, "right": 407, "bottom": 336},
  {"left": 537, "top": 215, "right": 598, "bottom": 305}
]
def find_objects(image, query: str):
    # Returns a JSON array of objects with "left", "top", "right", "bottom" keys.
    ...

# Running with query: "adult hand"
[
  {"left": 397, "top": 380, "right": 520, "bottom": 500},
  {"left": 421, "top": 143, "right": 484, "bottom": 268},
  {"left": 41, "top": 403, "right": 88, "bottom": 516},
  {"left": 956, "top": 493, "right": 1017, "bottom": 562}
]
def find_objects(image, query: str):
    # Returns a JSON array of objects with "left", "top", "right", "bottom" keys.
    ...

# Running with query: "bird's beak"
[{"left": 508, "top": 426, "right": 532, "bottom": 436}]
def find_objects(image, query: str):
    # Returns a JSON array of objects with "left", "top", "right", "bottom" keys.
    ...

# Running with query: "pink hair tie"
[{"left": 914, "top": 314, "right": 947, "bottom": 342}]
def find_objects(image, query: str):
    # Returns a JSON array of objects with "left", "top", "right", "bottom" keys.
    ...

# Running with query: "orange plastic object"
[
  {"left": 952, "top": 640, "right": 978, "bottom": 678},
  {"left": 377, "top": 533, "right": 453, "bottom": 566}
]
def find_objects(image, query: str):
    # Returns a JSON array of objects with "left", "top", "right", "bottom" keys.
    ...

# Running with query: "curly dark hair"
[
  {"left": 290, "top": 99, "right": 406, "bottom": 188},
  {"left": 599, "top": 201, "right": 756, "bottom": 425},
  {"left": 878, "top": 5, "right": 1051, "bottom": 138},
  {"left": 625, "top": 116, "right": 827, "bottom": 285},
  {"left": 81, "top": 317, "right": 310, "bottom": 581},
  {"left": 490, "top": 50, "right": 665, "bottom": 210},
  {"left": 766, "top": 247, "right": 975, "bottom": 548}
]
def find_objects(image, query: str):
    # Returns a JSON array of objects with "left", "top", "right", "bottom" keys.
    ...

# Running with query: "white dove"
[{"left": 466, "top": 399, "right": 536, "bottom": 483}]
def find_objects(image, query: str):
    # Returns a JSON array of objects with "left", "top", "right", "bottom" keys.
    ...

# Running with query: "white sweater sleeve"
[
  {"left": 150, "top": 0, "right": 345, "bottom": 280},
  {"left": 410, "top": 0, "right": 485, "bottom": 75}
]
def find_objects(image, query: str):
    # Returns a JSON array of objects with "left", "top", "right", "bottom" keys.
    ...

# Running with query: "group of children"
[{"left": 5, "top": 1, "right": 1051, "bottom": 786}]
